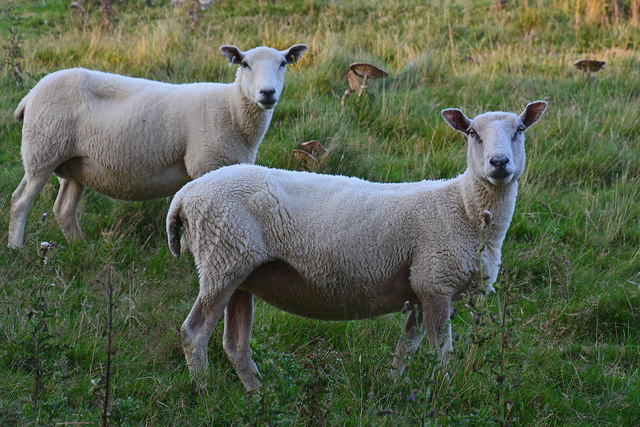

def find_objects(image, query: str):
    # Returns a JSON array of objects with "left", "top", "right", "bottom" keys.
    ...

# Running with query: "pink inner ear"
[
  {"left": 221, "top": 46, "right": 243, "bottom": 65},
  {"left": 442, "top": 109, "right": 470, "bottom": 132},
  {"left": 284, "top": 45, "right": 307, "bottom": 64},
  {"left": 521, "top": 102, "right": 547, "bottom": 127}
]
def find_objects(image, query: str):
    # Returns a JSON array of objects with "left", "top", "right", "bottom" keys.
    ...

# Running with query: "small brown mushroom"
[
  {"left": 299, "top": 140, "right": 327, "bottom": 158},
  {"left": 349, "top": 62, "right": 388, "bottom": 96},
  {"left": 574, "top": 59, "right": 605, "bottom": 72},
  {"left": 573, "top": 59, "right": 605, "bottom": 80},
  {"left": 292, "top": 149, "right": 318, "bottom": 169},
  {"left": 341, "top": 62, "right": 387, "bottom": 105},
  {"left": 350, "top": 62, "right": 388, "bottom": 79}
]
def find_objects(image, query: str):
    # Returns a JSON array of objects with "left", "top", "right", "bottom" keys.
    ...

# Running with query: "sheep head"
[
  {"left": 441, "top": 101, "right": 547, "bottom": 186},
  {"left": 221, "top": 44, "right": 308, "bottom": 110}
]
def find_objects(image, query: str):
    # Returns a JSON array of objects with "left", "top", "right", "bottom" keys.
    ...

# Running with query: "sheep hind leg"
[
  {"left": 223, "top": 289, "right": 261, "bottom": 392},
  {"left": 8, "top": 171, "right": 54, "bottom": 249},
  {"left": 53, "top": 177, "right": 86, "bottom": 243},
  {"left": 392, "top": 309, "right": 425, "bottom": 378},
  {"left": 181, "top": 284, "right": 236, "bottom": 384}
]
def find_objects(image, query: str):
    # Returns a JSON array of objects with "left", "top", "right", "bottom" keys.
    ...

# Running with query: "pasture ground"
[{"left": 1, "top": 0, "right": 639, "bottom": 424}]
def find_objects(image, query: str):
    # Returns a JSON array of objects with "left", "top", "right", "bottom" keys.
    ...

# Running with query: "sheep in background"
[
  {"left": 8, "top": 43, "right": 308, "bottom": 248},
  {"left": 167, "top": 101, "right": 547, "bottom": 391}
]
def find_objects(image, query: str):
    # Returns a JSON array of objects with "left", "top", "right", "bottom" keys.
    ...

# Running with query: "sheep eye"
[
  {"left": 517, "top": 125, "right": 525, "bottom": 134},
  {"left": 279, "top": 60, "right": 287, "bottom": 69},
  {"left": 468, "top": 129, "right": 482, "bottom": 144},
  {"left": 241, "top": 61, "right": 251, "bottom": 70}
]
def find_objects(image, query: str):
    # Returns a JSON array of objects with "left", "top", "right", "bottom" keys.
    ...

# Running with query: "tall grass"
[{"left": 1, "top": 0, "right": 639, "bottom": 424}]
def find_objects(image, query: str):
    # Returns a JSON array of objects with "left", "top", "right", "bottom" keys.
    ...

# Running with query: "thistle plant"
[
  {"left": 20, "top": 215, "right": 61, "bottom": 403},
  {"left": 1, "top": 0, "right": 23, "bottom": 85}
]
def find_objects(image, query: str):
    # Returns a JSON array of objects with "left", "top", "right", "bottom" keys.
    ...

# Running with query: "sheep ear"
[
  {"left": 282, "top": 44, "right": 308, "bottom": 64},
  {"left": 520, "top": 101, "right": 547, "bottom": 129},
  {"left": 220, "top": 45, "right": 244, "bottom": 66},
  {"left": 441, "top": 108, "right": 471, "bottom": 134}
]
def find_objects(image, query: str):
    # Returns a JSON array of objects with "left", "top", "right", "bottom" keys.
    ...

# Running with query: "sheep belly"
[
  {"left": 240, "top": 261, "right": 418, "bottom": 320},
  {"left": 55, "top": 157, "right": 190, "bottom": 200}
]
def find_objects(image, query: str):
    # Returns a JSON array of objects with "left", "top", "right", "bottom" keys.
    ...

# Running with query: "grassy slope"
[{"left": 0, "top": 0, "right": 639, "bottom": 424}]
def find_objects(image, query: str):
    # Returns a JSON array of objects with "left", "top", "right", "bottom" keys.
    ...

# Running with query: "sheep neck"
[
  {"left": 459, "top": 170, "right": 518, "bottom": 243},
  {"left": 229, "top": 82, "right": 274, "bottom": 150}
]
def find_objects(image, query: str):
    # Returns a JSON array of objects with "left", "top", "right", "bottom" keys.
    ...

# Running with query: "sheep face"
[
  {"left": 467, "top": 112, "right": 525, "bottom": 186},
  {"left": 221, "top": 44, "right": 308, "bottom": 110},
  {"left": 441, "top": 101, "right": 547, "bottom": 186}
]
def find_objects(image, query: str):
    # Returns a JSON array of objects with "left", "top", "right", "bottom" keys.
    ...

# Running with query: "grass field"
[{"left": 1, "top": 0, "right": 639, "bottom": 424}]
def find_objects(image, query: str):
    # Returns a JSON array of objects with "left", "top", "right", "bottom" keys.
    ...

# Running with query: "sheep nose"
[
  {"left": 489, "top": 156, "right": 509, "bottom": 169},
  {"left": 260, "top": 88, "right": 276, "bottom": 98}
]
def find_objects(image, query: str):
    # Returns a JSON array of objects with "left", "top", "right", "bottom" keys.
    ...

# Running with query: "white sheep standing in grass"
[
  {"left": 8, "top": 43, "right": 308, "bottom": 248},
  {"left": 166, "top": 101, "right": 547, "bottom": 391}
]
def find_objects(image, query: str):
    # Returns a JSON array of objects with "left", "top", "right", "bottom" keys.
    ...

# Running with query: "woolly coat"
[
  {"left": 14, "top": 67, "right": 272, "bottom": 200},
  {"left": 167, "top": 163, "right": 512, "bottom": 320}
]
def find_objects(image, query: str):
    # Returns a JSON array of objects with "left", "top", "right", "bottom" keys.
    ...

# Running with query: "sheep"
[
  {"left": 166, "top": 101, "right": 548, "bottom": 391},
  {"left": 8, "top": 43, "right": 308, "bottom": 249}
]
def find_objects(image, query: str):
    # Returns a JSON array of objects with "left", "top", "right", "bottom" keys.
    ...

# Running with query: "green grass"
[{"left": 1, "top": 0, "right": 639, "bottom": 424}]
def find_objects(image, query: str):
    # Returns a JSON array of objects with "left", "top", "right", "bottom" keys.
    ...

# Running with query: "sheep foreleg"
[
  {"left": 392, "top": 308, "right": 425, "bottom": 378},
  {"left": 423, "top": 293, "right": 453, "bottom": 358}
]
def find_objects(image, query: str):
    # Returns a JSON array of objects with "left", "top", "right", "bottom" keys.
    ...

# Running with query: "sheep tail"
[
  {"left": 14, "top": 96, "right": 27, "bottom": 122},
  {"left": 166, "top": 197, "right": 183, "bottom": 258}
]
